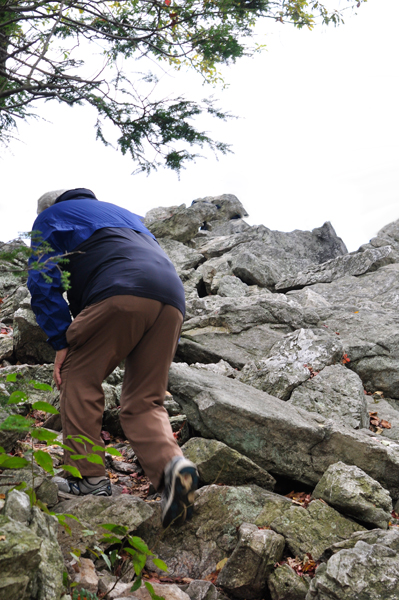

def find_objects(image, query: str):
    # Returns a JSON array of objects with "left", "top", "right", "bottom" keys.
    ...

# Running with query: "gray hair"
[{"left": 37, "top": 189, "right": 67, "bottom": 214}]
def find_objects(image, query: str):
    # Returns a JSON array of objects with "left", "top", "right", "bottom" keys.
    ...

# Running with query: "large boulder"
[
  {"left": 307, "top": 541, "right": 399, "bottom": 600},
  {"left": 168, "top": 363, "right": 399, "bottom": 498},
  {"left": 152, "top": 485, "right": 292, "bottom": 580},
  {"left": 181, "top": 437, "right": 276, "bottom": 489},
  {"left": 0, "top": 240, "right": 28, "bottom": 298},
  {"left": 178, "top": 294, "right": 320, "bottom": 368},
  {"left": 216, "top": 523, "right": 285, "bottom": 599},
  {"left": 275, "top": 245, "right": 392, "bottom": 291},
  {"left": 312, "top": 462, "right": 392, "bottom": 529},
  {"left": 301, "top": 264, "right": 399, "bottom": 398},
  {"left": 0, "top": 489, "right": 64, "bottom": 600},
  {"left": 13, "top": 305, "right": 55, "bottom": 364},
  {"left": 288, "top": 364, "right": 369, "bottom": 429},
  {"left": 239, "top": 328, "right": 343, "bottom": 400},
  {"left": 270, "top": 500, "right": 364, "bottom": 561},
  {"left": 268, "top": 564, "right": 310, "bottom": 600}
]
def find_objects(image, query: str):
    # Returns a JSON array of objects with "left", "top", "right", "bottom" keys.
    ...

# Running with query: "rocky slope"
[{"left": 2, "top": 194, "right": 399, "bottom": 599}]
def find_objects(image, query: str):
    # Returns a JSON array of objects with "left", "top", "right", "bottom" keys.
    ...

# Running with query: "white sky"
[{"left": 1, "top": 0, "right": 398, "bottom": 252}]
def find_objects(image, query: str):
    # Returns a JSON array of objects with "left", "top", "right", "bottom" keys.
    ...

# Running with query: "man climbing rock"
[{"left": 28, "top": 188, "right": 198, "bottom": 527}]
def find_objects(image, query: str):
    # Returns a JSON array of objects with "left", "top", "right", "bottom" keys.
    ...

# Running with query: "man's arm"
[{"left": 27, "top": 257, "right": 72, "bottom": 350}]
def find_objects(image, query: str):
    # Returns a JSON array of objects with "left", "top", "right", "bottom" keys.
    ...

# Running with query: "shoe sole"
[{"left": 162, "top": 462, "right": 198, "bottom": 528}]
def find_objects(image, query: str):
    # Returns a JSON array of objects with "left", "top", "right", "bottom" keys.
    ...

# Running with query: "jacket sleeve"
[{"left": 27, "top": 251, "right": 72, "bottom": 351}]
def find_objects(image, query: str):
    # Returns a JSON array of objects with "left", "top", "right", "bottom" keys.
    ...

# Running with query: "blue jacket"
[{"left": 28, "top": 190, "right": 185, "bottom": 350}]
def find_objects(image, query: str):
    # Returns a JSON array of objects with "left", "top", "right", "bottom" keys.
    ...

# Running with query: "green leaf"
[
  {"left": 66, "top": 437, "right": 85, "bottom": 446},
  {"left": 0, "top": 456, "right": 30, "bottom": 468},
  {"left": 128, "top": 536, "right": 151, "bottom": 555},
  {"left": 7, "top": 390, "right": 28, "bottom": 404},
  {"left": 36, "top": 499, "right": 50, "bottom": 513},
  {"left": 31, "top": 428, "right": 58, "bottom": 442},
  {"left": 110, "top": 548, "right": 120, "bottom": 566},
  {"left": 125, "top": 548, "right": 147, "bottom": 575},
  {"left": 29, "top": 381, "right": 53, "bottom": 391},
  {"left": 145, "top": 581, "right": 165, "bottom": 600},
  {"left": 73, "top": 435, "right": 95, "bottom": 446},
  {"left": 31, "top": 401, "right": 59, "bottom": 414},
  {"left": 15, "top": 481, "right": 28, "bottom": 491},
  {"left": 62, "top": 513, "right": 82, "bottom": 523},
  {"left": 0, "top": 414, "right": 33, "bottom": 431},
  {"left": 69, "top": 454, "right": 87, "bottom": 460},
  {"left": 27, "top": 488, "right": 37, "bottom": 505},
  {"left": 91, "top": 445, "right": 105, "bottom": 452},
  {"left": 0, "top": 445, "right": 5, "bottom": 453},
  {"left": 34, "top": 450, "right": 55, "bottom": 475},
  {"left": 99, "top": 535, "right": 125, "bottom": 545},
  {"left": 59, "top": 464, "right": 82, "bottom": 478},
  {"left": 63, "top": 571, "right": 69, "bottom": 588},
  {"left": 101, "top": 523, "right": 128, "bottom": 535},
  {"left": 105, "top": 447, "right": 122, "bottom": 457},
  {"left": 6, "top": 373, "right": 17, "bottom": 382},
  {"left": 53, "top": 442, "right": 75, "bottom": 452},
  {"left": 86, "top": 454, "right": 104, "bottom": 465},
  {"left": 152, "top": 558, "right": 168, "bottom": 572},
  {"left": 130, "top": 577, "right": 142, "bottom": 592}
]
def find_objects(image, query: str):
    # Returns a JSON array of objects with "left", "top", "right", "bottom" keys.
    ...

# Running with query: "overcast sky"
[{"left": 1, "top": 0, "right": 398, "bottom": 252}]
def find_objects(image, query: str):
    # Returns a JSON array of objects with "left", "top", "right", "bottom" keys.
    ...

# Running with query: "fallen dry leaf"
[{"left": 0, "top": 535, "right": 6, "bottom": 541}]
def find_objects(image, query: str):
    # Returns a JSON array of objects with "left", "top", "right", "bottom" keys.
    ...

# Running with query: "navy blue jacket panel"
[
  {"left": 27, "top": 197, "right": 185, "bottom": 350},
  {"left": 66, "top": 227, "right": 185, "bottom": 319}
]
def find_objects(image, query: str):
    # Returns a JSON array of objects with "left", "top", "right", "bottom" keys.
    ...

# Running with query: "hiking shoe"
[
  {"left": 54, "top": 476, "right": 112, "bottom": 497},
  {"left": 161, "top": 456, "right": 198, "bottom": 528}
]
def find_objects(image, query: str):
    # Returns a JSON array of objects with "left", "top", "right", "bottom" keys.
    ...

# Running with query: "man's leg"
[
  {"left": 119, "top": 303, "right": 184, "bottom": 490},
  {"left": 59, "top": 295, "right": 168, "bottom": 477}
]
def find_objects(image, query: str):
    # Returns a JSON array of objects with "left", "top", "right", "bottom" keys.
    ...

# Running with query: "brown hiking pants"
[{"left": 59, "top": 295, "right": 184, "bottom": 489}]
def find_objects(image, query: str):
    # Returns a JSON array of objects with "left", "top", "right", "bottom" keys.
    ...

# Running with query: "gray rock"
[
  {"left": 191, "top": 194, "right": 249, "bottom": 223},
  {"left": 0, "top": 240, "right": 28, "bottom": 298},
  {"left": 270, "top": 500, "right": 365, "bottom": 561},
  {"left": 195, "top": 221, "right": 346, "bottom": 267},
  {"left": 321, "top": 528, "right": 399, "bottom": 560},
  {"left": 0, "top": 504, "right": 64, "bottom": 600},
  {"left": 276, "top": 246, "right": 392, "bottom": 291},
  {"left": 179, "top": 294, "right": 320, "bottom": 368},
  {"left": 29, "top": 506, "right": 65, "bottom": 600},
  {"left": 0, "top": 363, "right": 56, "bottom": 408},
  {"left": 267, "top": 564, "right": 310, "bottom": 600},
  {"left": 0, "top": 515, "right": 41, "bottom": 599},
  {"left": 54, "top": 494, "right": 157, "bottom": 558},
  {"left": 288, "top": 364, "right": 369, "bottom": 429},
  {"left": 0, "top": 332, "right": 13, "bottom": 361},
  {"left": 306, "top": 541, "right": 399, "bottom": 600},
  {"left": 13, "top": 306, "right": 55, "bottom": 364},
  {"left": 184, "top": 580, "right": 218, "bottom": 600},
  {"left": 300, "top": 264, "right": 399, "bottom": 398},
  {"left": 133, "top": 582, "right": 192, "bottom": 600},
  {"left": 0, "top": 285, "right": 30, "bottom": 324},
  {"left": 217, "top": 523, "right": 284, "bottom": 599},
  {"left": 71, "top": 557, "right": 98, "bottom": 594},
  {"left": 211, "top": 275, "right": 250, "bottom": 297},
  {"left": 0, "top": 407, "right": 22, "bottom": 452},
  {"left": 0, "top": 466, "right": 59, "bottom": 507},
  {"left": 158, "top": 239, "right": 205, "bottom": 274},
  {"left": 366, "top": 396, "right": 399, "bottom": 441},
  {"left": 168, "top": 363, "right": 399, "bottom": 498},
  {"left": 154, "top": 485, "right": 292, "bottom": 579},
  {"left": 239, "top": 328, "right": 343, "bottom": 400},
  {"left": 192, "top": 360, "right": 237, "bottom": 378},
  {"left": 3, "top": 489, "right": 31, "bottom": 524},
  {"left": 181, "top": 437, "right": 275, "bottom": 489},
  {"left": 312, "top": 462, "right": 392, "bottom": 529}
]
